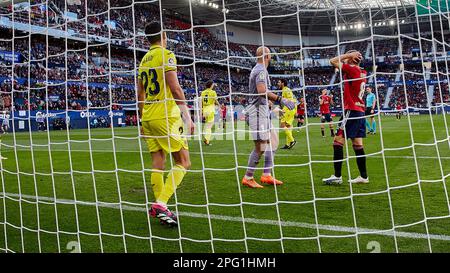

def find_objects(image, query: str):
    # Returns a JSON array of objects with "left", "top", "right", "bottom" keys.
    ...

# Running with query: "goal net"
[{"left": 0, "top": 0, "right": 449, "bottom": 253}]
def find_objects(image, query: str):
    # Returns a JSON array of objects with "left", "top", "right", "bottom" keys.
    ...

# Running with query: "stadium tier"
[
  {"left": 1, "top": 8, "right": 450, "bottom": 117},
  {"left": 0, "top": 0, "right": 449, "bottom": 255}
]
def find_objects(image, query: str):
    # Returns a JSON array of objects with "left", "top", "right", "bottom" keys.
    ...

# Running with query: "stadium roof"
[{"left": 162, "top": 0, "right": 419, "bottom": 36}]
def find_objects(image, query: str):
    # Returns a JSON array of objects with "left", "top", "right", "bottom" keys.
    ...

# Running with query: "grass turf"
[{"left": 0, "top": 114, "right": 449, "bottom": 253}]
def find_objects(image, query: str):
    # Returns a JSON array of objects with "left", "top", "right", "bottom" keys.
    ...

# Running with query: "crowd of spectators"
[
  {"left": 6, "top": 0, "right": 449, "bottom": 70},
  {"left": 308, "top": 44, "right": 338, "bottom": 60},
  {"left": 372, "top": 39, "right": 399, "bottom": 57},
  {"left": 433, "top": 83, "right": 450, "bottom": 105},
  {"left": 389, "top": 84, "right": 430, "bottom": 109}
]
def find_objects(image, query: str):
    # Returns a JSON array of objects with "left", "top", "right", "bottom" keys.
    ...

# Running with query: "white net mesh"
[{"left": 0, "top": 0, "right": 449, "bottom": 253}]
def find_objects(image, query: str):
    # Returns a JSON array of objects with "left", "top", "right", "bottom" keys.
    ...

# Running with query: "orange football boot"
[
  {"left": 242, "top": 177, "right": 264, "bottom": 188},
  {"left": 260, "top": 175, "right": 284, "bottom": 186}
]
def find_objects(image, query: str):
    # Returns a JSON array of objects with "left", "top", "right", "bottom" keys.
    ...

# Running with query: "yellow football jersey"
[
  {"left": 138, "top": 45, "right": 179, "bottom": 121},
  {"left": 201, "top": 88, "right": 217, "bottom": 111},
  {"left": 282, "top": 86, "right": 296, "bottom": 112},
  {"left": 282, "top": 86, "right": 295, "bottom": 102}
]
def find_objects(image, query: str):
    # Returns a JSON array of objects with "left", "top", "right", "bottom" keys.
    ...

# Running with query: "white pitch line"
[
  {"left": 2, "top": 148, "right": 450, "bottom": 160},
  {"left": 191, "top": 152, "right": 450, "bottom": 160},
  {"left": 1, "top": 192, "right": 450, "bottom": 242}
]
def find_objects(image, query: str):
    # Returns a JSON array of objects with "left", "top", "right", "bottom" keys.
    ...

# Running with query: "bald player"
[{"left": 242, "top": 46, "right": 296, "bottom": 188}]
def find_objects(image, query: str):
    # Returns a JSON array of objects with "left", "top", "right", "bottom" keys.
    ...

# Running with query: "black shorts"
[
  {"left": 365, "top": 107, "right": 373, "bottom": 116},
  {"left": 337, "top": 110, "right": 366, "bottom": 139},
  {"left": 321, "top": 113, "right": 332, "bottom": 123},
  {"left": 297, "top": 114, "right": 305, "bottom": 120}
]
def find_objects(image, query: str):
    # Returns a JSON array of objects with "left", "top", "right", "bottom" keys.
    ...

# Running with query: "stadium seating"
[{"left": 1, "top": 0, "right": 450, "bottom": 113}]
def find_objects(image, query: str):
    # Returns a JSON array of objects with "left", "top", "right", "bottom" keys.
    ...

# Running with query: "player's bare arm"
[
  {"left": 330, "top": 51, "right": 362, "bottom": 69},
  {"left": 256, "top": 82, "right": 295, "bottom": 110},
  {"left": 166, "top": 70, "right": 195, "bottom": 135},
  {"left": 137, "top": 78, "right": 145, "bottom": 134}
]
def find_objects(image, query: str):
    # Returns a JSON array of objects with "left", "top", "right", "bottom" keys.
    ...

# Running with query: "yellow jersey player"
[
  {"left": 137, "top": 21, "right": 195, "bottom": 227},
  {"left": 278, "top": 79, "right": 297, "bottom": 149},
  {"left": 201, "top": 80, "right": 218, "bottom": 146}
]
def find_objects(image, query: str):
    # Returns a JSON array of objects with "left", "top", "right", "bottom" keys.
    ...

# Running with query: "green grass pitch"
[{"left": 0, "top": 114, "right": 449, "bottom": 253}]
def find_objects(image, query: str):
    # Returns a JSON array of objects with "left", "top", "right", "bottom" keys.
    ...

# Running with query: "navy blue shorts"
[
  {"left": 321, "top": 113, "right": 332, "bottom": 123},
  {"left": 337, "top": 110, "right": 366, "bottom": 139}
]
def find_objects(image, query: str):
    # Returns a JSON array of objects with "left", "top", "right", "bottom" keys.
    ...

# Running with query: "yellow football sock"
[
  {"left": 151, "top": 170, "right": 164, "bottom": 200},
  {"left": 157, "top": 165, "right": 186, "bottom": 205},
  {"left": 204, "top": 125, "right": 212, "bottom": 143},
  {"left": 285, "top": 128, "right": 294, "bottom": 143}
]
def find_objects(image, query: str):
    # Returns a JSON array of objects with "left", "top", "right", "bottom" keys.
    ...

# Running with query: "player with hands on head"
[{"left": 323, "top": 50, "right": 369, "bottom": 185}]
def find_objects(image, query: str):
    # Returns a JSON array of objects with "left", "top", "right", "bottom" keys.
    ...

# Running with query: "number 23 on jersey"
[{"left": 141, "top": 68, "right": 160, "bottom": 97}]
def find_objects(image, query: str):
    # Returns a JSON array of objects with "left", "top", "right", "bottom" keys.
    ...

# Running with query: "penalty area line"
[
  {"left": 2, "top": 148, "right": 450, "bottom": 160},
  {"left": 1, "top": 192, "right": 450, "bottom": 242}
]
